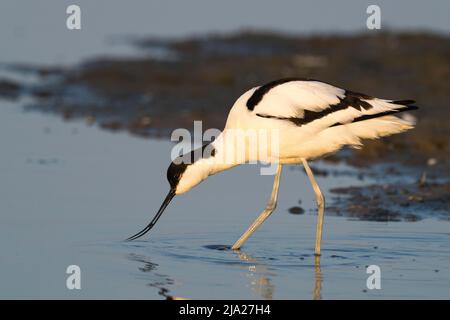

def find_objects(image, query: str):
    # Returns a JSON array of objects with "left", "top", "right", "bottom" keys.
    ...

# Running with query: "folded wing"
[{"left": 249, "top": 79, "right": 416, "bottom": 128}]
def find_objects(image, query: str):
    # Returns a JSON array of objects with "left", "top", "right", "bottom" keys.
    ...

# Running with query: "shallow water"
[{"left": 1, "top": 99, "right": 449, "bottom": 299}]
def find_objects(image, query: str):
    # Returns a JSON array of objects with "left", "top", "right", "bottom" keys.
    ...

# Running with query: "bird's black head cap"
[
  {"left": 167, "top": 160, "right": 188, "bottom": 191},
  {"left": 166, "top": 143, "right": 216, "bottom": 191}
]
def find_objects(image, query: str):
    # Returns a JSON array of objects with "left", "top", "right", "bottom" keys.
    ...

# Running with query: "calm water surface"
[
  {"left": 1, "top": 98, "right": 449, "bottom": 299},
  {"left": 1, "top": 0, "right": 450, "bottom": 299}
]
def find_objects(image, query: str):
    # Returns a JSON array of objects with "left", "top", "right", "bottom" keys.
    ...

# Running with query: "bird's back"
[{"left": 223, "top": 78, "right": 417, "bottom": 163}]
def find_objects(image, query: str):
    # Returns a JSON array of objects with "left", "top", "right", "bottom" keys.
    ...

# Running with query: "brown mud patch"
[{"left": 327, "top": 180, "right": 450, "bottom": 222}]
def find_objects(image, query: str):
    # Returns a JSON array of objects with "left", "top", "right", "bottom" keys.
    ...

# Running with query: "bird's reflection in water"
[
  {"left": 234, "top": 250, "right": 323, "bottom": 300},
  {"left": 128, "top": 249, "right": 322, "bottom": 300},
  {"left": 128, "top": 253, "right": 185, "bottom": 300},
  {"left": 234, "top": 250, "right": 276, "bottom": 299},
  {"left": 313, "top": 255, "right": 322, "bottom": 300}
]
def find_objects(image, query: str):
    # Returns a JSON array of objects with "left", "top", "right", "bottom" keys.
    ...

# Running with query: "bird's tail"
[
  {"left": 298, "top": 100, "right": 418, "bottom": 158},
  {"left": 340, "top": 100, "right": 418, "bottom": 147},
  {"left": 334, "top": 100, "right": 418, "bottom": 127},
  {"left": 345, "top": 114, "right": 414, "bottom": 144}
]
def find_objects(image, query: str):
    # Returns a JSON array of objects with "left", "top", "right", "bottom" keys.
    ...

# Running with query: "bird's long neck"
[
  {"left": 173, "top": 135, "right": 239, "bottom": 194},
  {"left": 193, "top": 126, "right": 275, "bottom": 179},
  {"left": 204, "top": 132, "right": 242, "bottom": 176},
  {"left": 208, "top": 127, "right": 278, "bottom": 173}
]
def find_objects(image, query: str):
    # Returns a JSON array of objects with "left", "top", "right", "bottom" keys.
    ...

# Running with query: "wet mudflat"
[
  {"left": 1, "top": 99, "right": 449, "bottom": 299},
  {"left": 3, "top": 32, "right": 450, "bottom": 220}
]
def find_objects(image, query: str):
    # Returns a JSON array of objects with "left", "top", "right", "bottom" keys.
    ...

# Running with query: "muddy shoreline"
[
  {"left": 2, "top": 32, "right": 449, "bottom": 168},
  {"left": 1, "top": 31, "right": 449, "bottom": 221}
]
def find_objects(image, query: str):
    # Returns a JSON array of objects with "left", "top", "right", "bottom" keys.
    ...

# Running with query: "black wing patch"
[
  {"left": 246, "top": 77, "right": 316, "bottom": 111},
  {"left": 256, "top": 90, "right": 375, "bottom": 126}
]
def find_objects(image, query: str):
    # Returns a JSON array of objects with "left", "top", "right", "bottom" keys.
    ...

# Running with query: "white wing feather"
[
  {"left": 253, "top": 80, "right": 345, "bottom": 118},
  {"left": 251, "top": 80, "right": 411, "bottom": 129}
]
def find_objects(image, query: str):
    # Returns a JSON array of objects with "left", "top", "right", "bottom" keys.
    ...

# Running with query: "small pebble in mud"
[
  {"left": 288, "top": 206, "right": 305, "bottom": 214},
  {"left": 330, "top": 255, "right": 346, "bottom": 259}
]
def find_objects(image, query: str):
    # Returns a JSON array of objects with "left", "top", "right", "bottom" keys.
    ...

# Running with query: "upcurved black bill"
[{"left": 126, "top": 190, "right": 175, "bottom": 241}]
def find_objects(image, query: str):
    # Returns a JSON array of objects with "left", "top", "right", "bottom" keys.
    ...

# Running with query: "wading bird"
[{"left": 127, "top": 78, "right": 417, "bottom": 255}]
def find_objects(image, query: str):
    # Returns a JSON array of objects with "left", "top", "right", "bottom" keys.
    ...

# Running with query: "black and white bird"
[{"left": 127, "top": 78, "right": 417, "bottom": 255}]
